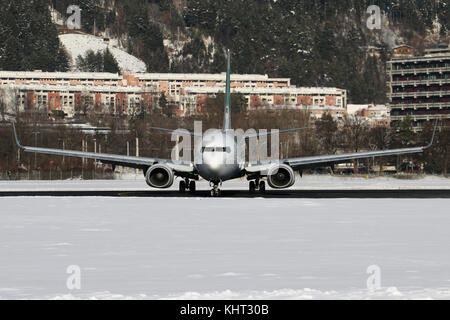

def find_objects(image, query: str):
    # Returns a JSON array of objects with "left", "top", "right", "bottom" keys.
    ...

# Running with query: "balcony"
[
  {"left": 389, "top": 66, "right": 450, "bottom": 75},
  {"left": 389, "top": 79, "right": 450, "bottom": 87},
  {"left": 389, "top": 102, "right": 449, "bottom": 110},
  {"left": 388, "top": 90, "right": 450, "bottom": 98},
  {"left": 390, "top": 114, "right": 448, "bottom": 121}
]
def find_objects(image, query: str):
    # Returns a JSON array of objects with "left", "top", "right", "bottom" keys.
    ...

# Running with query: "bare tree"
[
  {"left": 315, "top": 112, "right": 338, "bottom": 155},
  {"left": 368, "top": 125, "right": 392, "bottom": 175},
  {"left": 342, "top": 115, "right": 370, "bottom": 173},
  {"left": 437, "top": 123, "right": 449, "bottom": 177},
  {"left": 0, "top": 90, "right": 6, "bottom": 121}
]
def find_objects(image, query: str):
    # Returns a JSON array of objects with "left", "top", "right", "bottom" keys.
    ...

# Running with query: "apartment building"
[
  {"left": 0, "top": 70, "right": 347, "bottom": 117},
  {"left": 387, "top": 44, "right": 450, "bottom": 131},
  {"left": 180, "top": 86, "right": 347, "bottom": 114},
  {"left": 2, "top": 83, "right": 157, "bottom": 118}
]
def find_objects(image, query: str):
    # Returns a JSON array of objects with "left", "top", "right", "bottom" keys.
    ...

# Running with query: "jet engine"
[
  {"left": 145, "top": 164, "right": 174, "bottom": 189},
  {"left": 267, "top": 164, "right": 295, "bottom": 189}
]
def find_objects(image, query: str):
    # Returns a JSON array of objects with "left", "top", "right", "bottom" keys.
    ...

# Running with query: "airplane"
[{"left": 11, "top": 50, "right": 438, "bottom": 196}]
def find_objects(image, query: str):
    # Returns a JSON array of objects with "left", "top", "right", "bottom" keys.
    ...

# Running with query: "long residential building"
[
  {"left": 181, "top": 86, "right": 347, "bottom": 113},
  {"left": 1, "top": 83, "right": 157, "bottom": 117},
  {"left": 387, "top": 44, "right": 450, "bottom": 131},
  {"left": 0, "top": 70, "right": 347, "bottom": 117}
]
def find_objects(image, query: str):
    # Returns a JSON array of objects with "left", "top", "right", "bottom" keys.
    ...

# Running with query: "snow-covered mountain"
[{"left": 59, "top": 33, "right": 146, "bottom": 73}]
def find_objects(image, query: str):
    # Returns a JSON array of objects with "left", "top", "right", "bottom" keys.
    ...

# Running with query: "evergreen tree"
[
  {"left": 0, "top": 0, "right": 69, "bottom": 71},
  {"left": 159, "top": 92, "right": 168, "bottom": 110},
  {"left": 55, "top": 45, "right": 70, "bottom": 72},
  {"left": 393, "top": 116, "right": 416, "bottom": 148},
  {"left": 1, "top": 36, "right": 21, "bottom": 70},
  {"left": 103, "top": 48, "right": 120, "bottom": 73},
  {"left": 76, "top": 49, "right": 120, "bottom": 73}
]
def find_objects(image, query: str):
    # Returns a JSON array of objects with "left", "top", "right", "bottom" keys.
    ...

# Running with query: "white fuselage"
[{"left": 195, "top": 131, "right": 245, "bottom": 183}]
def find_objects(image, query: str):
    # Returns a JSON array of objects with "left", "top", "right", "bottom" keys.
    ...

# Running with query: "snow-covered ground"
[
  {"left": 0, "top": 177, "right": 449, "bottom": 300},
  {"left": 0, "top": 174, "right": 448, "bottom": 191},
  {"left": 59, "top": 34, "right": 146, "bottom": 73}
]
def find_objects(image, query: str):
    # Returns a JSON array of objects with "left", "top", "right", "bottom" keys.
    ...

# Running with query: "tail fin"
[{"left": 223, "top": 49, "right": 231, "bottom": 131}]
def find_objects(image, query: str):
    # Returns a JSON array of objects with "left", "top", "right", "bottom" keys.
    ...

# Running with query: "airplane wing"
[
  {"left": 246, "top": 122, "right": 438, "bottom": 173},
  {"left": 12, "top": 122, "right": 194, "bottom": 173}
]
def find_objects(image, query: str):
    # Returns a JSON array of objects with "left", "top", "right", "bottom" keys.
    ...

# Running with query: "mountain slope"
[
  {"left": 59, "top": 33, "right": 146, "bottom": 73},
  {"left": 1, "top": 0, "right": 449, "bottom": 104}
]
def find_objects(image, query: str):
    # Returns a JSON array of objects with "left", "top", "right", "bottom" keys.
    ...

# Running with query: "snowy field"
[
  {"left": 0, "top": 177, "right": 449, "bottom": 300},
  {"left": 59, "top": 34, "right": 147, "bottom": 73}
]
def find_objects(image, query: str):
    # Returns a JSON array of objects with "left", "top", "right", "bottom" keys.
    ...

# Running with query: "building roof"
[
  {"left": 183, "top": 86, "right": 345, "bottom": 95},
  {"left": 393, "top": 44, "right": 413, "bottom": 49},
  {"left": 2, "top": 83, "right": 156, "bottom": 93},
  {"left": 0, "top": 71, "right": 121, "bottom": 79},
  {"left": 135, "top": 72, "right": 289, "bottom": 82},
  {"left": 0, "top": 71, "right": 291, "bottom": 84}
]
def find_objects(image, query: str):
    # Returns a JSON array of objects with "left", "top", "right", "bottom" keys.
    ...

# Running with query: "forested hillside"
[
  {"left": 1, "top": 0, "right": 449, "bottom": 103},
  {"left": 0, "top": 0, "right": 69, "bottom": 71}
]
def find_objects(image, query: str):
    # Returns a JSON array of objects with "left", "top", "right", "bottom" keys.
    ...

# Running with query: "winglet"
[
  {"left": 423, "top": 119, "right": 439, "bottom": 150},
  {"left": 11, "top": 121, "right": 24, "bottom": 149}
]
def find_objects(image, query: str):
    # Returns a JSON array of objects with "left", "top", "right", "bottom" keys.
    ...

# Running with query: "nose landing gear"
[{"left": 210, "top": 181, "right": 222, "bottom": 197}]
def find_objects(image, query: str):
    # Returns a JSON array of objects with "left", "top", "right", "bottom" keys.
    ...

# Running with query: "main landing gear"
[
  {"left": 249, "top": 179, "right": 266, "bottom": 194},
  {"left": 179, "top": 178, "right": 196, "bottom": 194}
]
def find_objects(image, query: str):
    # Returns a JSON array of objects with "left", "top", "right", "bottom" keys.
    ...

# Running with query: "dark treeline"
[
  {"left": 75, "top": 48, "right": 120, "bottom": 73},
  {"left": 69, "top": 0, "right": 449, "bottom": 103},
  {"left": 1, "top": 109, "right": 448, "bottom": 179},
  {"left": 0, "top": 0, "right": 70, "bottom": 72}
]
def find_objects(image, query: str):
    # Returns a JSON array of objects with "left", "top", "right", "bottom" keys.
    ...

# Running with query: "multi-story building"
[
  {"left": 180, "top": 86, "right": 347, "bottom": 114},
  {"left": 0, "top": 70, "right": 347, "bottom": 117},
  {"left": 1, "top": 83, "right": 157, "bottom": 118},
  {"left": 347, "top": 104, "right": 390, "bottom": 127},
  {"left": 387, "top": 44, "right": 450, "bottom": 131}
]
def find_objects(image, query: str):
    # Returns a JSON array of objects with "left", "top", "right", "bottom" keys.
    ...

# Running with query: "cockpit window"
[{"left": 202, "top": 147, "right": 231, "bottom": 153}]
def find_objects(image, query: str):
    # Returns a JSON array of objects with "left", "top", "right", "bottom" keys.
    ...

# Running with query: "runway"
[
  {"left": 0, "top": 189, "right": 449, "bottom": 198},
  {"left": 1, "top": 176, "right": 450, "bottom": 299}
]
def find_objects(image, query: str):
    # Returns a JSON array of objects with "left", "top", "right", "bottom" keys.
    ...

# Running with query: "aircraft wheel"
[
  {"left": 179, "top": 180, "right": 186, "bottom": 193},
  {"left": 210, "top": 186, "right": 221, "bottom": 197},
  {"left": 249, "top": 181, "right": 256, "bottom": 193},
  {"left": 189, "top": 181, "right": 196, "bottom": 194},
  {"left": 259, "top": 181, "right": 266, "bottom": 193}
]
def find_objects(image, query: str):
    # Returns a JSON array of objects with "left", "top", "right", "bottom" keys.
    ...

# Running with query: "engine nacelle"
[
  {"left": 267, "top": 164, "right": 295, "bottom": 189},
  {"left": 145, "top": 164, "right": 174, "bottom": 189}
]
